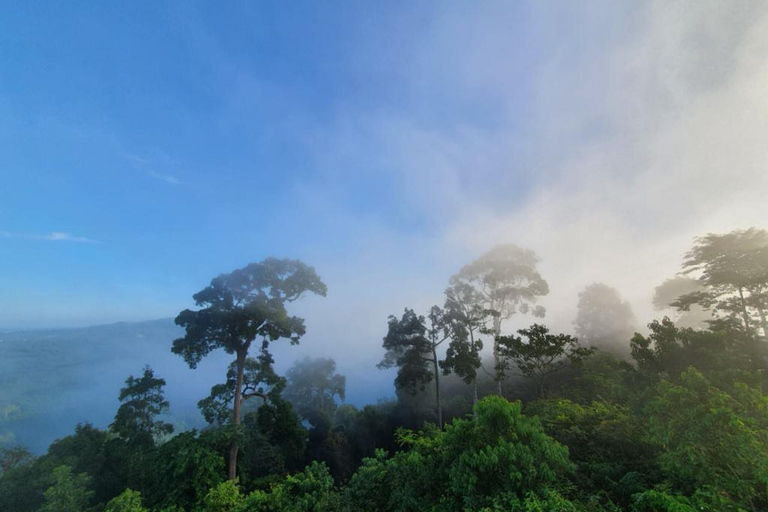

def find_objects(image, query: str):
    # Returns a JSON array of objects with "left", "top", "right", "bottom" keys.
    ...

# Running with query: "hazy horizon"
[{"left": 4, "top": 1, "right": 768, "bottom": 383}]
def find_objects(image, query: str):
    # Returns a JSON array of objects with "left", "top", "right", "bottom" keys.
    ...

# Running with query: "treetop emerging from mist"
[
  {"left": 450, "top": 244, "right": 550, "bottom": 319},
  {"left": 675, "top": 228, "right": 768, "bottom": 337},
  {"left": 574, "top": 282, "right": 636, "bottom": 356},
  {"left": 682, "top": 228, "right": 768, "bottom": 288},
  {"left": 172, "top": 257, "right": 327, "bottom": 480},
  {"left": 449, "top": 244, "right": 550, "bottom": 395},
  {"left": 173, "top": 258, "right": 327, "bottom": 368}
]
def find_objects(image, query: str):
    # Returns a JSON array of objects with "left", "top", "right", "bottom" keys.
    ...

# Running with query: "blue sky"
[
  {"left": 2, "top": 0, "right": 768, "bottom": 359},
  {"left": 0, "top": 1, "right": 541, "bottom": 328}
]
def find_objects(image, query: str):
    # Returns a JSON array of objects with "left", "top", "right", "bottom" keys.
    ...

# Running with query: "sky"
[{"left": 2, "top": 2, "right": 768, "bottom": 379}]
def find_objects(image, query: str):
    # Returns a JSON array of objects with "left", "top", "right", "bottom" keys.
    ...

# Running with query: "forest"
[{"left": 1, "top": 227, "right": 768, "bottom": 512}]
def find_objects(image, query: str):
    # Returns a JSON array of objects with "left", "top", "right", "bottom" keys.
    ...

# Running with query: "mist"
[
  {"left": 3, "top": 0, "right": 768, "bottom": 447},
  {"left": 3, "top": 2, "right": 768, "bottom": 510}
]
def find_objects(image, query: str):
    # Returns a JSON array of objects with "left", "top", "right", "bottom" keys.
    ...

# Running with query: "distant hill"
[
  {"left": 0, "top": 318, "right": 396, "bottom": 453},
  {"left": 0, "top": 319, "right": 232, "bottom": 452}
]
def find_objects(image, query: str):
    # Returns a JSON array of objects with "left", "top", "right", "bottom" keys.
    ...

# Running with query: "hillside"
[{"left": 0, "top": 319, "right": 222, "bottom": 452}]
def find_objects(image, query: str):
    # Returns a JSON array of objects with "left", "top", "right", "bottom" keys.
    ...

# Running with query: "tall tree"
[
  {"left": 110, "top": 366, "right": 173, "bottom": 447},
  {"left": 645, "top": 368, "right": 768, "bottom": 510},
  {"left": 378, "top": 307, "right": 448, "bottom": 427},
  {"left": 497, "top": 324, "right": 593, "bottom": 398},
  {"left": 441, "top": 282, "right": 485, "bottom": 407},
  {"left": 574, "top": 283, "right": 636, "bottom": 357},
  {"left": 284, "top": 357, "right": 346, "bottom": 426},
  {"left": 450, "top": 244, "right": 549, "bottom": 394},
  {"left": 39, "top": 465, "right": 93, "bottom": 512},
  {"left": 0, "top": 446, "right": 32, "bottom": 477},
  {"left": 173, "top": 258, "right": 327, "bottom": 480},
  {"left": 676, "top": 228, "right": 768, "bottom": 337},
  {"left": 197, "top": 348, "right": 285, "bottom": 425},
  {"left": 104, "top": 489, "right": 148, "bottom": 512},
  {"left": 653, "top": 276, "right": 711, "bottom": 329}
]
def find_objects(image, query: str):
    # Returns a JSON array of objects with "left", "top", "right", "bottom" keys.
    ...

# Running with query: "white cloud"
[
  {"left": 120, "top": 149, "right": 182, "bottom": 185},
  {"left": 1, "top": 231, "right": 99, "bottom": 243},
  {"left": 284, "top": 1, "right": 768, "bottom": 378},
  {"left": 439, "top": 0, "right": 768, "bottom": 330},
  {"left": 149, "top": 170, "right": 181, "bottom": 185}
]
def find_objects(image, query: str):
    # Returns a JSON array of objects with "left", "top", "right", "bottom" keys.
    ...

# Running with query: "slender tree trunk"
[
  {"left": 229, "top": 351, "right": 246, "bottom": 480},
  {"left": 469, "top": 328, "right": 478, "bottom": 414},
  {"left": 738, "top": 287, "right": 752, "bottom": 337},
  {"left": 431, "top": 344, "right": 442, "bottom": 428},
  {"left": 493, "top": 316, "right": 503, "bottom": 396},
  {"left": 756, "top": 306, "right": 768, "bottom": 339}
]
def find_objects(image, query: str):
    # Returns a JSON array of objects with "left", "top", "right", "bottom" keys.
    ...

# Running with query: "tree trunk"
[
  {"left": 229, "top": 351, "right": 246, "bottom": 480},
  {"left": 493, "top": 316, "right": 503, "bottom": 396},
  {"left": 756, "top": 306, "right": 768, "bottom": 339},
  {"left": 431, "top": 345, "right": 442, "bottom": 428},
  {"left": 738, "top": 287, "right": 752, "bottom": 337},
  {"left": 469, "top": 328, "right": 478, "bottom": 415}
]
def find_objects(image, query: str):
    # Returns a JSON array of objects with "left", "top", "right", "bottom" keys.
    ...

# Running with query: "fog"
[
  {"left": 3, "top": 1, "right": 768, "bottom": 453},
  {"left": 276, "top": 1, "right": 768, "bottom": 396}
]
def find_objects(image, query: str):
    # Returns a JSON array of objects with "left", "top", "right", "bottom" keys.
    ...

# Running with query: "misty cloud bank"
[
  {"left": 286, "top": 1, "right": 768, "bottom": 383},
  {"left": 3, "top": 2, "right": 768, "bottom": 432}
]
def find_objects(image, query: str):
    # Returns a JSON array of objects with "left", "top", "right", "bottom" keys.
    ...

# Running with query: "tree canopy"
[
  {"left": 5, "top": 236, "right": 768, "bottom": 511},
  {"left": 574, "top": 282, "right": 636, "bottom": 357},
  {"left": 284, "top": 357, "right": 346, "bottom": 427},
  {"left": 449, "top": 244, "right": 550, "bottom": 394},
  {"left": 173, "top": 258, "right": 327, "bottom": 480},
  {"left": 676, "top": 228, "right": 768, "bottom": 337},
  {"left": 110, "top": 366, "right": 173, "bottom": 447},
  {"left": 498, "top": 324, "right": 594, "bottom": 398}
]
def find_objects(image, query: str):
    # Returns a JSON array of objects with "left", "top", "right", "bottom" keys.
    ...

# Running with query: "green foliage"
[
  {"left": 284, "top": 357, "right": 346, "bottom": 426},
  {"left": 630, "top": 487, "right": 746, "bottom": 512},
  {"left": 559, "top": 351, "right": 636, "bottom": 405},
  {"left": 501, "top": 489, "right": 582, "bottom": 511},
  {"left": 449, "top": 244, "right": 550, "bottom": 391},
  {"left": 497, "top": 324, "right": 594, "bottom": 398},
  {"left": 148, "top": 431, "right": 226, "bottom": 510},
  {"left": 378, "top": 308, "right": 434, "bottom": 393},
  {"left": 630, "top": 317, "right": 765, "bottom": 383},
  {"left": 630, "top": 489, "right": 697, "bottom": 512},
  {"left": 450, "top": 244, "right": 550, "bottom": 322},
  {"left": 239, "top": 461, "right": 338, "bottom": 512},
  {"left": 441, "top": 282, "right": 485, "bottom": 386},
  {"left": 676, "top": 228, "right": 768, "bottom": 335},
  {"left": 111, "top": 366, "right": 173, "bottom": 446},
  {"left": 644, "top": 367, "right": 768, "bottom": 509},
  {"left": 0, "top": 456, "right": 47, "bottom": 512},
  {"left": 342, "top": 449, "right": 390, "bottom": 511},
  {"left": 199, "top": 351, "right": 285, "bottom": 425},
  {"left": 653, "top": 276, "right": 712, "bottom": 329},
  {"left": 251, "top": 397, "right": 307, "bottom": 472},
  {"left": 173, "top": 258, "right": 327, "bottom": 479},
  {"left": 203, "top": 479, "right": 243, "bottom": 512},
  {"left": 574, "top": 282, "right": 636, "bottom": 356},
  {"left": 0, "top": 444, "right": 33, "bottom": 475},
  {"left": 173, "top": 258, "right": 327, "bottom": 370},
  {"left": 528, "top": 398, "right": 657, "bottom": 507},
  {"left": 344, "top": 396, "right": 573, "bottom": 512},
  {"left": 8, "top": 242, "right": 768, "bottom": 512},
  {"left": 39, "top": 464, "right": 93, "bottom": 512},
  {"left": 39, "top": 423, "right": 126, "bottom": 505},
  {"left": 105, "top": 488, "right": 148, "bottom": 512},
  {"left": 379, "top": 306, "right": 448, "bottom": 427}
]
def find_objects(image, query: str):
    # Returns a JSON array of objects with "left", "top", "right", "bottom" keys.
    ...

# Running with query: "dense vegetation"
[{"left": 2, "top": 228, "right": 768, "bottom": 511}]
